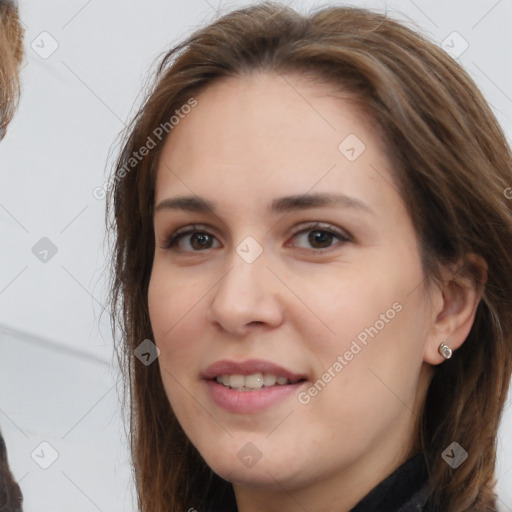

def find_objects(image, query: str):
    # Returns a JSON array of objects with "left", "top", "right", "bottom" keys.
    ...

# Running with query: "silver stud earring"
[{"left": 438, "top": 342, "right": 453, "bottom": 359}]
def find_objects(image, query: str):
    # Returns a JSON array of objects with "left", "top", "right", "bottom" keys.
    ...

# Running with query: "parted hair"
[{"left": 107, "top": 3, "right": 512, "bottom": 511}]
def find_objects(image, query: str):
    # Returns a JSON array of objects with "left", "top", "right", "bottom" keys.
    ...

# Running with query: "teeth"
[
  {"left": 228, "top": 375, "right": 245, "bottom": 389},
  {"left": 215, "top": 373, "right": 293, "bottom": 390},
  {"left": 263, "top": 374, "right": 277, "bottom": 387},
  {"left": 244, "top": 373, "right": 264, "bottom": 389}
]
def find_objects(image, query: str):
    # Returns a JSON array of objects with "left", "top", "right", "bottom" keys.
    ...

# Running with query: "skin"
[{"left": 148, "top": 72, "right": 483, "bottom": 512}]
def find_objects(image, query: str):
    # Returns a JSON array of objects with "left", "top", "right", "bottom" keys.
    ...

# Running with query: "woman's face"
[{"left": 148, "top": 73, "right": 437, "bottom": 499}]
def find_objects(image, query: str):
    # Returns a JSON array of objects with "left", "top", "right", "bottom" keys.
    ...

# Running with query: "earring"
[{"left": 438, "top": 342, "right": 453, "bottom": 359}]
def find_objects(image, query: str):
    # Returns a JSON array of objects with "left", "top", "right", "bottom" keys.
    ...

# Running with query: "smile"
[{"left": 214, "top": 372, "right": 302, "bottom": 391}]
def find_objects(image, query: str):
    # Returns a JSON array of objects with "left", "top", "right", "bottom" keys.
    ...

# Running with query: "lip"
[
  {"left": 201, "top": 358, "right": 308, "bottom": 413},
  {"left": 201, "top": 358, "right": 307, "bottom": 382}
]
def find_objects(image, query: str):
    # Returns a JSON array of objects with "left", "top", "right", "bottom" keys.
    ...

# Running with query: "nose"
[{"left": 206, "top": 246, "right": 285, "bottom": 336}]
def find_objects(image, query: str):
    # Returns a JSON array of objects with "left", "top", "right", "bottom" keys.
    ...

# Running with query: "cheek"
[
  {"left": 298, "top": 263, "right": 405, "bottom": 354},
  {"left": 148, "top": 263, "right": 214, "bottom": 378},
  {"left": 148, "top": 262, "right": 196, "bottom": 339},
  {"left": 301, "top": 255, "right": 428, "bottom": 400},
  {"left": 148, "top": 267, "right": 207, "bottom": 417},
  {"left": 148, "top": 268, "right": 171, "bottom": 342},
  {"left": 148, "top": 266, "right": 189, "bottom": 364},
  {"left": 299, "top": 303, "right": 425, "bottom": 450}
]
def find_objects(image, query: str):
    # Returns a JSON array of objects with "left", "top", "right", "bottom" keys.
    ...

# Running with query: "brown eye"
[
  {"left": 164, "top": 228, "right": 220, "bottom": 251},
  {"left": 307, "top": 230, "right": 336, "bottom": 249},
  {"left": 289, "top": 223, "right": 350, "bottom": 252},
  {"left": 188, "top": 232, "right": 215, "bottom": 250}
]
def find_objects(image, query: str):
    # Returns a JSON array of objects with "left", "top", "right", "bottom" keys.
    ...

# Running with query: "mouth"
[
  {"left": 201, "top": 359, "right": 309, "bottom": 412},
  {"left": 213, "top": 372, "right": 306, "bottom": 392},
  {"left": 201, "top": 358, "right": 308, "bottom": 385}
]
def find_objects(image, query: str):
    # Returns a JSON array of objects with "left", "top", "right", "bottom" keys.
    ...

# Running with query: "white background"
[{"left": 0, "top": 0, "right": 511, "bottom": 511}]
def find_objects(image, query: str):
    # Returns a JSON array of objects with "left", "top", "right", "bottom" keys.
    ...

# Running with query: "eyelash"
[{"left": 162, "top": 222, "right": 351, "bottom": 253}]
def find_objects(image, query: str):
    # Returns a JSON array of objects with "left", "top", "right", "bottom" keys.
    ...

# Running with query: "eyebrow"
[{"left": 154, "top": 192, "right": 374, "bottom": 216}]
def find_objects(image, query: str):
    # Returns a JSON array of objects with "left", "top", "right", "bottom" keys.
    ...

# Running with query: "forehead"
[{"left": 154, "top": 72, "right": 398, "bottom": 217}]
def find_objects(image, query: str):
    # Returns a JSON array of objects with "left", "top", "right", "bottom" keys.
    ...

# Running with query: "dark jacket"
[{"left": 351, "top": 452, "right": 437, "bottom": 512}]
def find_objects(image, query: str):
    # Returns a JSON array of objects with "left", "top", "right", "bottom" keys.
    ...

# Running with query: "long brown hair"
[
  {"left": 0, "top": 0, "right": 24, "bottom": 139},
  {"left": 106, "top": 3, "right": 512, "bottom": 511}
]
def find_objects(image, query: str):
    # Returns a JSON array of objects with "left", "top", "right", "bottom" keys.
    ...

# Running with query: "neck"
[{"left": 232, "top": 420, "right": 419, "bottom": 512}]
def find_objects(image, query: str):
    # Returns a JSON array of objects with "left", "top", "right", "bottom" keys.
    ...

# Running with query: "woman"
[
  {"left": 107, "top": 3, "right": 512, "bottom": 511},
  {"left": 0, "top": 1, "right": 24, "bottom": 511}
]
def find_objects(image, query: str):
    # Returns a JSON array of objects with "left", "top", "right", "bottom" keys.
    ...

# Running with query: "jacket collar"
[{"left": 350, "top": 453, "right": 432, "bottom": 512}]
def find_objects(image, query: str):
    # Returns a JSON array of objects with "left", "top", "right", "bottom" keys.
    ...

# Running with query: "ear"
[{"left": 423, "top": 254, "right": 487, "bottom": 365}]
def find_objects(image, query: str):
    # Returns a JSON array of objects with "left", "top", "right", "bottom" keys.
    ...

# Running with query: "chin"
[
  {"left": 210, "top": 460, "right": 292, "bottom": 488},
  {"left": 197, "top": 441, "right": 301, "bottom": 488}
]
